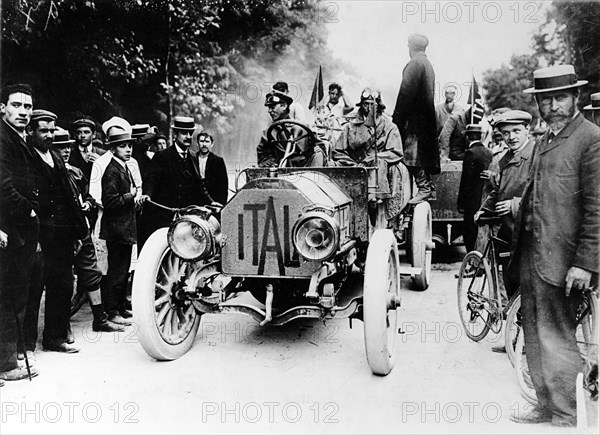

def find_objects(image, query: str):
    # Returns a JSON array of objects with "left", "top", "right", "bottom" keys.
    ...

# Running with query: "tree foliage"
[{"left": 0, "top": 0, "right": 332, "bottom": 136}]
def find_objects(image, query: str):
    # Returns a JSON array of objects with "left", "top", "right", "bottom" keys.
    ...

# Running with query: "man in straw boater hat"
[
  {"left": 143, "top": 116, "right": 217, "bottom": 233},
  {"left": 509, "top": 65, "right": 599, "bottom": 426},
  {"left": 583, "top": 91, "right": 600, "bottom": 127}
]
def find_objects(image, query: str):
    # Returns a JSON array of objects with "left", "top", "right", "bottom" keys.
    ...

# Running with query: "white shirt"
[
  {"left": 34, "top": 147, "right": 54, "bottom": 168},
  {"left": 198, "top": 154, "right": 208, "bottom": 178}
]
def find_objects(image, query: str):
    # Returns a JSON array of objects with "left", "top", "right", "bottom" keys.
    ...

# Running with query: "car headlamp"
[
  {"left": 292, "top": 212, "right": 340, "bottom": 261},
  {"left": 168, "top": 215, "right": 214, "bottom": 261}
]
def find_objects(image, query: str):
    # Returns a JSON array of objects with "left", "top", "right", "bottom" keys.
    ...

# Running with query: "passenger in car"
[{"left": 331, "top": 88, "right": 406, "bottom": 223}]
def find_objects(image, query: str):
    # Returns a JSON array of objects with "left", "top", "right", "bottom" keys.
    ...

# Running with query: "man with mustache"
[
  {"left": 144, "top": 116, "right": 216, "bottom": 232},
  {"left": 27, "top": 110, "right": 89, "bottom": 354},
  {"left": 0, "top": 84, "right": 39, "bottom": 381},
  {"left": 510, "top": 65, "right": 600, "bottom": 427}
]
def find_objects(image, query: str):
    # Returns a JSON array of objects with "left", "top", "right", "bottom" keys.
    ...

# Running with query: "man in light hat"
[
  {"left": 457, "top": 124, "right": 492, "bottom": 252},
  {"left": 144, "top": 116, "right": 216, "bottom": 233},
  {"left": 509, "top": 65, "right": 600, "bottom": 426},
  {"left": 583, "top": 91, "right": 600, "bottom": 126},
  {"left": 257, "top": 91, "right": 326, "bottom": 167},
  {"left": 477, "top": 110, "right": 535, "bottom": 344},
  {"left": 392, "top": 33, "right": 439, "bottom": 203}
]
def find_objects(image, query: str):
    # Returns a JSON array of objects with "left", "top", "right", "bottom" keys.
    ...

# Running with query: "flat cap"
[
  {"left": 494, "top": 110, "right": 532, "bottom": 126},
  {"left": 31, "top": 109, "right": 57, "bottom": 123},
  {"left": 408, "top": 33, "right": 429, "bottom": 49},
  {"left": 264, "top": 90, "right": 293, "bottom": 106},
  {"left": 72, "top": 118, "right": 96, "bottom": 130}
]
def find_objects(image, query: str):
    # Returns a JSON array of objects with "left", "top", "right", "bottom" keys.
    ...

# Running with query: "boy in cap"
[
  {"left": 457, "top": 124, "right": 492, "bottom": 252},
  {"left": 101, "top": 126, "right": 145, "bottom": 325},
  {"left": 69, "top": 118, "right": 102, "bottom": 181},
  {"left": 257, "top": 91, "right": 326, "bottom": 167}
]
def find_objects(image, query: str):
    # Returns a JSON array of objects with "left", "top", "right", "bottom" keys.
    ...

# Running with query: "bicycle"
[
  {"left": 456, "top": 215, "right": 521, "bottom": 364},
  {"left": 514, "top": 286, "right": 598, "bottom": 405}
]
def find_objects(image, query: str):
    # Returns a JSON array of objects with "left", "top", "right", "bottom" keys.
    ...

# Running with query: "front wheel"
[
  {"left": 504, "top": 291, "right": 521, "bottom": 367},
  {"left": 132, "top": 228, "right": 201, "bottom": 360},
  {"left": 363, "top": 229, "right": 401, "bottom": 376},
  {"left": 457, "top": 251, "right": 493, "bottom": 342}
]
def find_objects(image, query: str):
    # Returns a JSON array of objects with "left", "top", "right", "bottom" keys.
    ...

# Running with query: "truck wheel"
[
  {"left": 363, "top": 229, "right": 400, "bottom": 376},
  {"left": 132, "top": 228, "right": 201, "bottom": 360}
]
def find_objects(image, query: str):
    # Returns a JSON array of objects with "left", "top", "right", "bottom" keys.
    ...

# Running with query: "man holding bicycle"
[
  {"left": 477, "top": 110, "right": 535, "bottom": 309},
  {"left": 510, "top": 65, "right": 600, "bottom": 427}
]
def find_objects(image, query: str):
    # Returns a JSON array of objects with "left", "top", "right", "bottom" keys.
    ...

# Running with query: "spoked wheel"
[
  {"left": 514, "top": 289, "right": 598, "bottom": 404},
  {"left": 457, "top": 251, "right": 493, "bottom": 341},
  {"left": 363, "top": 229, "right": 401, "bottom": 376},
  {"left": 133, "top": 228, "right": 201, "bottom": 360},
  {"left": 410, "top": 202, "right": 432, "bottom": 291},
  {"left": 504, "top": 291, "right": 521, "bottom": 367}
]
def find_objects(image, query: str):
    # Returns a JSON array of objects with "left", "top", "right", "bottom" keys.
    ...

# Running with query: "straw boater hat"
[
  {"left": 171, "top": 116, "right": 196, "bottom": 131},
  {"left": 584, "top": 92, "right": 600, "bottom": 111},
  {"left": 523, "top": 65, "right": 588, "bottom": 94},
  {"left": 104, "top": 117, "right": 134, "bottom": 146},
  {"left": 131, "top": 124, "right": 151, "bottom": 138},
  {"left": 52, "top": 128, "right": 76, "bottom": 147},
  {"left": 102, "top": 116, "right": 132, "bottom": 136}
]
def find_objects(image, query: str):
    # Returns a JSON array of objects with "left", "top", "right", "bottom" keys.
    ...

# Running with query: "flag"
[
  {"left": 467, "top": 75, "right": 485, "bottom": 124},
  {"left": 308, "top": 66, "right": 324, "bottom": 110}
]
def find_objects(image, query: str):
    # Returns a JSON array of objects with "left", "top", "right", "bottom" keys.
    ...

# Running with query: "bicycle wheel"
[
  {"left": 515, "top": 289, "right": 599, "bottom": 404},
  {"left": 457, "top": 251, "right": 493, "bottom": 342},
  {"left": 577, "top": 289, "right": 598, "bottom": 399},
  {"left": 504, "top": 291, "right": 521, "bottom": 367}
]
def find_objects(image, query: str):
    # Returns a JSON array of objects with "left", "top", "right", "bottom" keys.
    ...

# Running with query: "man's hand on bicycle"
[
  {"left": 565, "top": 266, "right": 592, "bottom": 297},
  {"left": 494, "top": 200, "right": 511, "bottom": 216}
]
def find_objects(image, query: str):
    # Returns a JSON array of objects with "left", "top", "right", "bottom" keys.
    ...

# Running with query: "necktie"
[
  {"left": 125, "top": 164, "right": 135, "bottom": 188},
  {"left": 181, "top": 151, "right": 187, "bottom": 159}
]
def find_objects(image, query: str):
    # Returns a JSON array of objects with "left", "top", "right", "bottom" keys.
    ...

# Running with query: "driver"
[{"left": 257, "top": 91, "right": 326, "bottom": 168}]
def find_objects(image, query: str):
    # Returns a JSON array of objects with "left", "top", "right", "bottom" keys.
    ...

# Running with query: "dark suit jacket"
[
  {"left": 68, "top": 145, "right": 103, "bottom": 181},
  {"left": 457, "top": 141, "right": 493, "bottom": 213},
  {"left": 31, "top": 148, "right": 88, "bottom": 241},
  {"left": 392, "top": 52, "right": 439, "bottom": 173},
  {"left": 480, "top": 140, "right": 534, "bottom": 240},
  {"left": 512, "top": 113, "right": 600, "bottom": 286},
  {"left": 0, "top": 120, "right": 39, "bottom": 247},
  {"left": 144, "top": 145, "right": 213, "bottom": 207},
  {"left": 144, "top": 146, "right": 213, "bottom": 231},
  {"left": 196, "top": 151, "right": 228, "bottom": 205},
  {"left": 100, "top": 158, "right": 136, "bottom": 244}
]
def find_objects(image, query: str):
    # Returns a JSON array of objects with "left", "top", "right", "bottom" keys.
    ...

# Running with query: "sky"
[{"left": 325, "top": 0, "right": 551, "bottom": 107}]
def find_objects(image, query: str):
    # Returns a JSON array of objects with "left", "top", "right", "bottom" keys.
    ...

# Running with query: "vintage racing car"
[{"left": 132, "top": 121, "right": 433, "bottom": 376}]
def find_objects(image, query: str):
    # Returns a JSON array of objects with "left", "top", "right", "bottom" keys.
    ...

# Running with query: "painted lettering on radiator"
[{"left": 238, "top": 197, "right": 300, "bottom": 275}]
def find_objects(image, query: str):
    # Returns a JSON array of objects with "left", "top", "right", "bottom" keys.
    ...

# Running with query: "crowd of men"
[{"left": 1, "top": 32, "right": 599, "bottom": 429}]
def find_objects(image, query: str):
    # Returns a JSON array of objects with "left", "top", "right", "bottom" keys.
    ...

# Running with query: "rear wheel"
[
  {"left": 457, "top": 251, "right": 493, "bottom": 342},
  {"left": 504, "top": 291, "right": 521, "bottom": 367},
  {"left": 132, "top": 228, "right": 201, "bottom": 360},
  {"left": 363, "top": 229, "right": 400, "bottom": 376},
  {"left": 410, "top": 202, "right": 432, "bottom": 291}
]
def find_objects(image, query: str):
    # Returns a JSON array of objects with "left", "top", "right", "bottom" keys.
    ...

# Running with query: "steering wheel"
[{"left": 265, "top": 120, "right": 316, "bottom": 168}]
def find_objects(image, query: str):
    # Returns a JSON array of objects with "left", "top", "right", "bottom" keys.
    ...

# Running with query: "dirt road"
[{"left": 0, "top": 252, "right": 596, "bottom": 434}]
